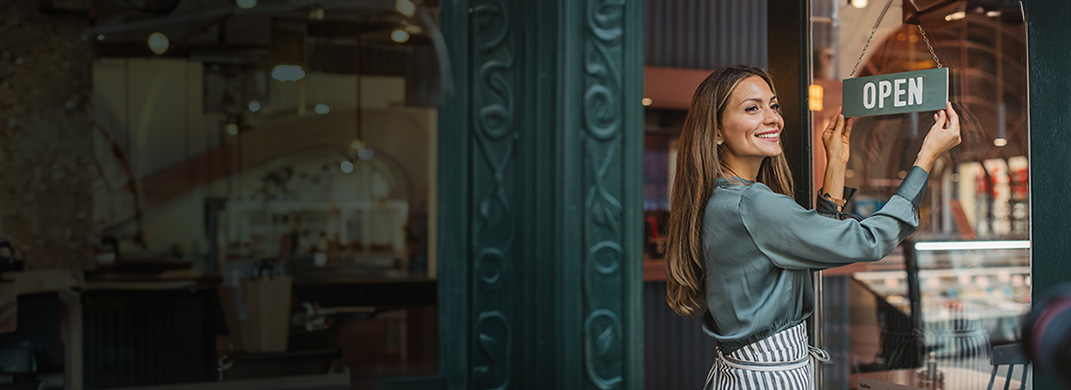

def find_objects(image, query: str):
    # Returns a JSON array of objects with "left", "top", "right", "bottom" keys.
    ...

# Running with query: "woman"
[{"left": 663, "top": 66, "right": 960, "bottom": 389}]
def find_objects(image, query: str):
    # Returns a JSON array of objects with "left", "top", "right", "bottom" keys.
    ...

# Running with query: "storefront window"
[
  {"left": 811, "top": 1, "right": 1030, "bottom": 388},
  {"left": 81, "top": 3, "right": 439, "bottom": 388}
]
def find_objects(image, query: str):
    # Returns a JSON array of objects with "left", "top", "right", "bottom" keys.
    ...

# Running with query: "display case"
[{"left": 852, "top": 245, "right": 1029, "bottom": 358}]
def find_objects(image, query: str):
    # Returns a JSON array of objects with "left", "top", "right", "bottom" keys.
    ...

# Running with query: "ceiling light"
[
  {"left": 391, "top": 30, "right": 409, "bottom": 43},
  {"left": 147, "top": 32, "right": 169, "bottom": 55},
  {"left": 396, "top": 0, "right": 416, "bottom": 17},
  {"left": 994, "top": 138, "right": 1008, "bottom": 147},
  {"left": 851, "top": 0, "right": 868, "bottom": 9},
  {"left": 308, "top": 6, "right": 324, "bottom": 20},
  {"left": 271, "top": 65, "right": 305, "bottom": 82},
  {"left": 945, "top": 11, "right": 966, "bottom": 21},
  {"left": 641, "top": 97, "right": 653, "bottom": 106},
  {"left": 357, "top": 147, "right": 376, "bottom": 160}
]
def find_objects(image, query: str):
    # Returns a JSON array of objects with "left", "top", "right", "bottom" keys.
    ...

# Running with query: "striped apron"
[{"left": 703, "top": 322, "right": 830, "bottom": 390}]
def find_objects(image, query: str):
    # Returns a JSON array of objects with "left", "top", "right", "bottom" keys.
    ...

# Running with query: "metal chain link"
[
  {"left": 907, "top": 0, "right": 943, "bottom": 68},
  {"left": 849, "top": 0, "right": 896, "bottom": 77}
]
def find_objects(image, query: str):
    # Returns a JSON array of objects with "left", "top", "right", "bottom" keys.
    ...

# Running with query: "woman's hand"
[
  {"left": 821, "top": 107, "right": 853, "bottom": 207},
  {"left": 914, "top": 101, "right": 962, "bottom": 173},
  {"left": 821, "top": 107, "right": 854, "bottom": 166}
]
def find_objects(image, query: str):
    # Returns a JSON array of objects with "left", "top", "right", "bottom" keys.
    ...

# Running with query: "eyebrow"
[{"left": 739, "top": 96, "right": 778, "bottom": 105}]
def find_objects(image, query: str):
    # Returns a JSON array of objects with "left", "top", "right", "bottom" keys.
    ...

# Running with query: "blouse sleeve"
[
  {"left": 739, "top": 166, "right": 929, "bottom": 270},
  {"left": 816, "top": 186, "right": 858, "bottom": 219}
]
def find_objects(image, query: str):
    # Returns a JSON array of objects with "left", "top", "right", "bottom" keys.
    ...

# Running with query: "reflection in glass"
[{"left": 811, "top": 1, "right": 1031, "bottom": 388}]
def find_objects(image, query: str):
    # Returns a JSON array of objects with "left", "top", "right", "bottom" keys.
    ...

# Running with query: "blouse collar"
[{"left": 715, "top": 176, "right": 755, "bottom": 187}]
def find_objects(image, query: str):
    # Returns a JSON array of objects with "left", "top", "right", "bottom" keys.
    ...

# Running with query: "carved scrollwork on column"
[
  {"left": 582, "top": 0, "right": 627, "bottom": 388},
  {"left": 472, "top": 0, "right": 516, "bottom": 389}
]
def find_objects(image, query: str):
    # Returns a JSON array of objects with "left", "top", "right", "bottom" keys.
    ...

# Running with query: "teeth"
[{"left": 757, "top": 133, "right": 778, "bottom": 138}]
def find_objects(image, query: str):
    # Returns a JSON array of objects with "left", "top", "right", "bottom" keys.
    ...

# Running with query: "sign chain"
[
  {"left": 907, "top": 0, "right": 943, "bottom": 68},
  {"left": 849, "top": 0, "right": 896, "bottom": 78}
]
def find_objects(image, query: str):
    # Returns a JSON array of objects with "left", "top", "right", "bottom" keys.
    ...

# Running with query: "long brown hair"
[{"left": 665, "top": 66, "right": 795, "bottom": 317}]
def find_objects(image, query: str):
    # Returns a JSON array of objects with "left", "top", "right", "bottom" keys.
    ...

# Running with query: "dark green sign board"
[{"left": 842, "top": 68, "right": 948, "bottom": 118}]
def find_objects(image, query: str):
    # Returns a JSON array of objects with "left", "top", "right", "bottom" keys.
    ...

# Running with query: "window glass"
[
  {"left": 83, "top": 4, "right": 439, "bottom": 387},
  {"left": 810, "top": 1, "right": 1031, "bottom": 388}
]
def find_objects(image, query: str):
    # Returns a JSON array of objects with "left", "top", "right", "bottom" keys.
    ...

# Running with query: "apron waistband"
[
  {"left": 718, "top": 350, "right": 810, "bottom": 371},
  {"left": 703, "top": 345, "right": 831, "bottom": 388}
]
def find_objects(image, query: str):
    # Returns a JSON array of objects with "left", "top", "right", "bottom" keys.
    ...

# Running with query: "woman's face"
[{"left": 718, "top": 76, "right": 784, "bottom": 166}]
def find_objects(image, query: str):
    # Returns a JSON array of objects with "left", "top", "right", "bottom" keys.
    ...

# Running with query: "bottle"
[{"left": 925, "top": 352, "right": 938, "bottom": 380}]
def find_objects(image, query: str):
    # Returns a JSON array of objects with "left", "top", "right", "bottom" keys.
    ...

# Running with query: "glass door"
[{"left": 809, "top": 1, "right": 1031, "bottom": 388}]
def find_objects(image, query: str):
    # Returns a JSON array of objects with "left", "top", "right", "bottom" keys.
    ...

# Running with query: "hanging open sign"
[{"left": 842, "top": 68, "right": 948, "bottom": 118}]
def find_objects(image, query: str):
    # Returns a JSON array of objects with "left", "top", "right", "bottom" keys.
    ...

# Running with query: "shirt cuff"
[
  {"left": 894, "top": 166, "right": 929, "bottom": 207},
  {"left": 816, "top": 186, "right": 859, "bottom": 216}
]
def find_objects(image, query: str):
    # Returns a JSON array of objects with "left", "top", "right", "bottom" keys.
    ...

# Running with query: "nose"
[{"left": 763, "top": 107, "right": 783, "bottom": 127}]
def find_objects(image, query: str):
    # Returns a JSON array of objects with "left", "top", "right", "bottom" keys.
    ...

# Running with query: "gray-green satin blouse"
[{"left": 701, "top": 166, "right": 928, "bottom": 353}]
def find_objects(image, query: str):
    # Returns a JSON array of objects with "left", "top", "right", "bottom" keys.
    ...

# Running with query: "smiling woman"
[{"left": 663, "top": 65, "right": 961, "bottom": 389}]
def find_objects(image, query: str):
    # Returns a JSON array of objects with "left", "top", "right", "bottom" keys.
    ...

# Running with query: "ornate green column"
[
  {"left": 1023, "top": 1, "right": 1071, "bottom": 389},
  {"left": 384, "top": 0, "right": 643, "bottom": 389}
]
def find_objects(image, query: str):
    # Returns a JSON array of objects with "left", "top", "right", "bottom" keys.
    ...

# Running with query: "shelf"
[{"left": 854, "top": 266, "right": 1030, "bottom": 281}]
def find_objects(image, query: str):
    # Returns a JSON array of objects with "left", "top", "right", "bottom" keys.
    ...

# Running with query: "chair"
[{"left": 987, "top": 343, "right": 1030, "bottom": 390}]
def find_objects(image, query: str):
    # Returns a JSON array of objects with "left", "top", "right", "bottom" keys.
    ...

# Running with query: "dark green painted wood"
[
  {"left": 549, "top": 1, "right": 584, "bottom": 389},
  {"left": 623, "top": 0, "right": 646, "bottom": 386},
  {"left": 573, "top": 0, "right": 644, "bottom": 388},
  {"left": 529, "top": 4, "right": 558, "bottom": 390},
  {"left": 381, "top": 375, "right": 446, "bottom": 389},
  {"left": 438, "top": 1, "right": 472, "bottom": 389},
  {"left": 381, "top": 1, "right": 472, "bottom": 389},
  {"left": 469, "top": 2, "right": 520, "bottom": 390},
  {"left": 1023, "top": 1, "right": 1071, "bottom": 389},
  {"left": 386, "top": 0, "right": 644, "bottom": 389},
  {"left": 768, "top": 0, "right": 814, "bottom": 207}
]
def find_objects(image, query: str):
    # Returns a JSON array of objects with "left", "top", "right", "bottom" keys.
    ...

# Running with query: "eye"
[
  {"left": 771, "top": 103, "right": 781, "bottom": 110},
  {"left": 745, "top": 105, "right": 759, "bottom": 112}
]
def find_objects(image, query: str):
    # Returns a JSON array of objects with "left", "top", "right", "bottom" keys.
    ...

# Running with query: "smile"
[{"left": 755, "top": 131, "right": 779, "bottom": 141}]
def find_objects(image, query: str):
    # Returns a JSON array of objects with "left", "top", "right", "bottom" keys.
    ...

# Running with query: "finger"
[
  {"left": 834, "top": 108, "right": 845, "bottom": 133},
  {"left": 832, "top": 115, "right": 844, "bottom": 136},
  {"left": 824, "top": 110, "right": 840, "bottom": 132},
  {"left": 843, "top": 117, "right": 854, "bottom": 139},
  {"left": 945, "top": 101, "right": 959, "bottom": 127}
]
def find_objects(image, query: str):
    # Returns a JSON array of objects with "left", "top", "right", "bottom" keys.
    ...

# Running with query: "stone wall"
[{"left": 0, "top": 3, "right": 94, "bottom": 269}]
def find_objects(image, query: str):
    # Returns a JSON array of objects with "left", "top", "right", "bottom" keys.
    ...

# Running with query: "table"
[{"left": 851, "top": 366, "right": 1024, "bottom": 390}]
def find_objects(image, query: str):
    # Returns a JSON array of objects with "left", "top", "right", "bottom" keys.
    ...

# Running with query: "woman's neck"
[{"left": 721, "top": 156, "right": 762, "bottom": 182}]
